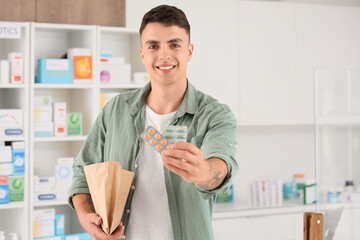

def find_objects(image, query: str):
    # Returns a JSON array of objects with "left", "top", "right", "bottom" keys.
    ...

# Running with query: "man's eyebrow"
[
  {"left": 145, "top": 40, "right": 159, "bottom": 45},
  {"left": 167, "top": 38, "right": 183, "bottom": 43}
]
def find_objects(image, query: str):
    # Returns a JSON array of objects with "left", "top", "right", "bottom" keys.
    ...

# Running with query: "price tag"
[{"left": 0, "top": 22, "right": 21, "bottom": 39}]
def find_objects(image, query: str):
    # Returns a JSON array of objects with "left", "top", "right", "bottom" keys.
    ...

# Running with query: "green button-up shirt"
[{"left": 68, "top": 80, "right": 238, "bottom": 240}]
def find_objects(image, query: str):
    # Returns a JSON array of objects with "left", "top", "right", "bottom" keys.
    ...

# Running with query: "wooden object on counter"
[{"left": 304, "top": 212, "right": 324, "bottom": 240}]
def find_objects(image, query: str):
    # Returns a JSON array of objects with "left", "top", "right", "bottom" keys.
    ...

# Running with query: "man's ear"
[
  {"left": 140, "top": 48, "right": 145, "bottom": 64},
  {"left": 188, "top": 44, "right": 194, "bottom": 62}
]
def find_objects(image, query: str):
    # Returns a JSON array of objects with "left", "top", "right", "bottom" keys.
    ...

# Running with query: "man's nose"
[{"left": 159, "top": 47, "right": 170, "bottom": 61}]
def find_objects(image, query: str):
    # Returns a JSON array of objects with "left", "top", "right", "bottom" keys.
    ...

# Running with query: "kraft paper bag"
[{"left": 84, "top": 162, "right": 134, "bottom": 235}]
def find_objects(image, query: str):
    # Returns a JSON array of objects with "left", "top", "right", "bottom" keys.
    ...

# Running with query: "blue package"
[
  {"left": 216, "top": 184, "right": 233, "bottom": 203},
  {"left": 55, "top": 214, "right": 65, "bottom": 235},
  {"left": 12, "top": 148, "right": 25, "bottom": 175},
  {"left": 36, "top": 59, "right": 73, "bottom": 84},
  {"left": 65, "top": 233, "right": 92, "bottom": 240},
  {"left": 0, "top": 176, "right": 10, "bottom": 204},
  {"left": 34, "top": 236, "right": 65, "bottom": 240},
  {"left": 283, "top": 182, "right": 298, "bottom": 200}
]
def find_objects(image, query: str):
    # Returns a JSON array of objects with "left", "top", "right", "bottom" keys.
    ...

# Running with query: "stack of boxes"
[
  {"left": 35, "top": 48, "right": 92, "bottom": 85},
  {"left": 34, "top": 96, "right": 53, "bottom": 137},
  {"left": 0, "top": 52, "right": 24, "bottom": 85},
  {"left": 34, "top": 157, "right": 74, "bottom": 202},
  {"left": 34, "top": 96, "right": 82, "bottom": 138},
  {"left": 33, "top": 209, "right": 92, "bottom": 240},
  {"left": 99, "top": 48, "right": 131, "bottom": 85},
  {"left": 55, "top": 158, "right": 74, "bottom": 201},
  {"left": 0, "top": 141, "right": 25, "bottom": 204}
]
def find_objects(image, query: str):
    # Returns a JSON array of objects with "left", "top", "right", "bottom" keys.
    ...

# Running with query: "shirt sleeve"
[
  {"left": 196, "top": 104, "right": 238, "bottom": 200},
  {"left": 67, "top": 109, "right": 107, "bottom": 209}
]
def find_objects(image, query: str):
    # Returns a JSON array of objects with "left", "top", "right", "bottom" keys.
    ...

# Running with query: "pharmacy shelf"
[
  {"left": 34, "top": 23, "right": 95, "bottom": 31},
  {"left": 100, "top": 83, "right": 145, "bottom": 89},
  {"left": 33, "top": 84, "right": 95, "bottom": 89},
  {"left": 0, "top": 202, "right": 25, "bottom": 210},
  {"left": 0, "top": 136, "right": 25, "bottom": 142},
  {"left": 33, "top": 200, "right": 68, "bottom": 207},
  {"left": 212, "top": 201, "right": 360, "bottom": 220},
  {"left": 34, "top": 135, "right": 87, "bottom": 142},
  {"left": 0, "top": 84, "right": 26, "bottom": 89}
]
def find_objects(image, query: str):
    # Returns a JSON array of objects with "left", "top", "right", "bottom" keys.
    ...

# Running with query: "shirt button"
[
  {"left": 131, "top": 185, "right": 135, "bottom": 190},
  {"left": 135, "top": 163, "right": 139, "bottom": 169},
  {"left": 228, "top": 143, "right": 233, "bottom": 147},
  {"left": 126, "top": 209, "right": 131, "bottom": 214}
]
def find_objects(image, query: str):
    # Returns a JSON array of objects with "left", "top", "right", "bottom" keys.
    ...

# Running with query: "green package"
[
  {"left": 10, "top": 176, "right": 24, "bottom": 202},
  {"left": 67, "top": 113, "right": 82, "bottom": 135}
]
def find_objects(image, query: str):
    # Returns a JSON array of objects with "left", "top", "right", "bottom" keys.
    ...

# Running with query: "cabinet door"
[
  {"left": 177, "top": 0, "right": 239, "bottom": 118},
  {"left": 212, "top": 214, "right": 299, "bottom": 240},
  {"left": 238, "top": 1, "right": 297, "bottom": 125},
  {"left": 333, "top": 208, "right": 360, "bottom": 240},
  {"left": 297, "top": 4, "right": 360, "bottom": 125}
]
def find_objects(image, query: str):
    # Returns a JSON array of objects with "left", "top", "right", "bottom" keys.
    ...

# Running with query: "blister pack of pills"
[
  {"left": 163, "top": 125, "right": 187, "bottom": 143},
  {"left": 141, "top": 125, "right": 187, "bottom": 155}
]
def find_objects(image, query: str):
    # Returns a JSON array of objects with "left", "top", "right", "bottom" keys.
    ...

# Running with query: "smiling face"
[{"left": 140, "top": 22, "right": 193, "bottom": 86}]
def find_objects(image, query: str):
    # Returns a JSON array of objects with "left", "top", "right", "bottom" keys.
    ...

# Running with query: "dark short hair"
[{"left": 139, "top": 5, "right": 191, "bottom": 41}]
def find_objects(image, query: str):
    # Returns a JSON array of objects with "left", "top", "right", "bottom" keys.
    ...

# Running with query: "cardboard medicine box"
[
  {"left": 55, "top": 214, "right": 65, "bottom": 235},
  {"left": 54, "top": 102, "right": 67, "bottom": 137},
  {"left": 34, "top": 176, "right": 56, "bottom": 201},
  {"left": 67, "top": 113, "right": 82, "bottom": 135},
  {"left": 12, "top": 141, "right": 25, "bottom": 175},
  {"left": 36, "top": 59, "right": 73, "bottom": 84},
  {"left": 0, "top": 145, "right": 12, "bottom": 163},
  {"left": 34, "top": 122, "right": 54, "bottom": 138},
  {"left": 9, "top": 175, "right": 24, "bottom": 201},
  {"left": 67, "top": 48, "right": 92, "bottom": 84},
  {"left": 8, "top": 52, "right": 24, "bottom": 84},
  {"left": 0, "top": 162, "right": 13, "bottom": 175},
  {"left": 0, "top": 176, "right": 9, "bottom": 204},
  {"left": 0, "top": 109, "right": 23, "bottom": 137}
]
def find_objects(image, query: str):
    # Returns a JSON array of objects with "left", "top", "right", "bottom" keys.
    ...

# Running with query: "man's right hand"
[{"left": 72, "top": 194, "right": 125, "bottom": 240}]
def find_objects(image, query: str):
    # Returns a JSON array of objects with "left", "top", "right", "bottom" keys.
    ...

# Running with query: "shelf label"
[{"left": 0, "top": 22, "right": 21, "bottom": 39}]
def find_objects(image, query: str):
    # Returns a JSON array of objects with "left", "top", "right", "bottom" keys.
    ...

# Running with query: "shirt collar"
[{"left": 125, "top": 80, "right": 199, "bottom": 117}]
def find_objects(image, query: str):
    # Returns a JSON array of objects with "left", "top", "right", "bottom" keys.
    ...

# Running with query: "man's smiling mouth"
[{"left": 157, "top": 66, "right": 175, "bottom": 70}]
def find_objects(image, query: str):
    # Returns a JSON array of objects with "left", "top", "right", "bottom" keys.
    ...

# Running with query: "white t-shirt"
[{"left": 126, "top": 105, "right": 175, "bottom": 240}]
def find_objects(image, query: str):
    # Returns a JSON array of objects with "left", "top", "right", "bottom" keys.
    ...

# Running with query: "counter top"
[{"left": 212, "top": 200, "right": 360, "bottom": 219}]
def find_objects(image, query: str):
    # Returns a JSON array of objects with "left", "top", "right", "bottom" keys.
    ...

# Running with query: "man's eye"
[
  {"left": 171, "top": 44, "right": 180, "bottom": 48},
  {"left": 149, "top": 45, "right": 158, "bottom": 49}
]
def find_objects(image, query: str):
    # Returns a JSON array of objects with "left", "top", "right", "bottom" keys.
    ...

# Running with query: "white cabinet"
[
  {"left": 333, "top": 207, "right": 360, "bottom": 240},
  {"left": 238, "top": 2, "right": 360, "bottom": 125},
  {"left": 297, "top": 4, "right": 360, "bottom": 125},
  {"left": 212, "top": 213, "right": 303, "bottom": 240},
  {"left": 0, "top": 22, "right": 30, "bottom": 239},
  {"left": 29, "top": 23, "right": 98, "bottom": 237}
]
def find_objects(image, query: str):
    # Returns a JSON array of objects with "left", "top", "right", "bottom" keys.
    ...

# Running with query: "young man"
[{"left": 68, "top": 5, "right": 238, "bottom": 240}]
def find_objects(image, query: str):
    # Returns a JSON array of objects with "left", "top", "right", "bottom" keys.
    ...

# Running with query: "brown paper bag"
[{"left": 84, "top": 162, "right": 134, "bottom": 234}]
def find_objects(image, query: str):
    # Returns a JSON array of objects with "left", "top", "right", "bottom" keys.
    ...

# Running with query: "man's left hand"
[{"left": 162, "top": 142, "right": 227, "bottom": 190}]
